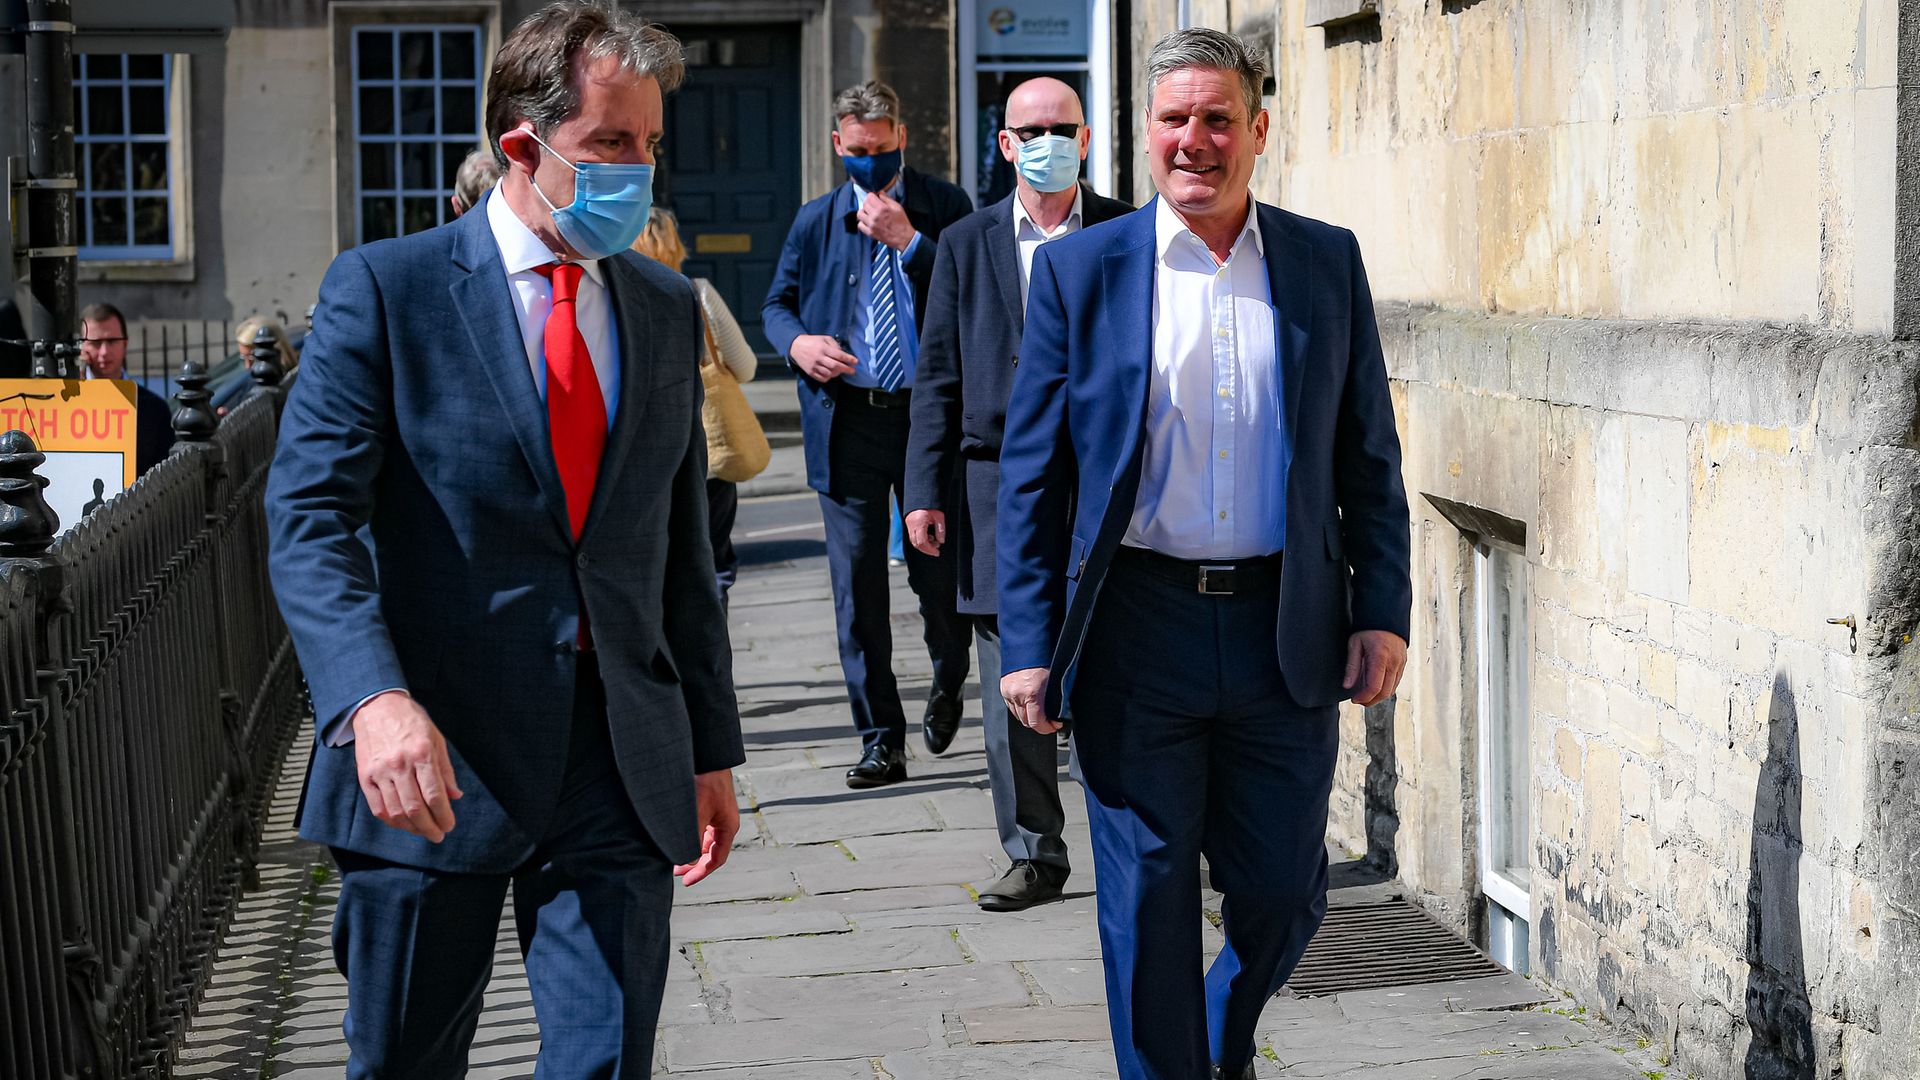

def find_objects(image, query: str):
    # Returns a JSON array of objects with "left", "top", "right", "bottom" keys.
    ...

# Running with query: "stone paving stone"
[
  {"left": 726, "top": 962, "right": 1033, "bottom": 1021},
  {"left": 701, "top": 925, "right": 967, "bottom": 978},
  {"left": 669, "top": 899, "right": 852, "bottom": 943},
  {"left": 1022, "top": 959, "right": 1107, "bottom": 1006},
  {"left": 958, "top": 1003, "right": 1112, "bottom": 1042},
  {"left": 662, "top": 1014, "right": 936, "bottom": 1069},
  {"left": 1326, "top": 973, "right": 1553, "bottom": 1019},
  {"left": 879, "top": 1041, "right": 1121, "bottom": 1079}
]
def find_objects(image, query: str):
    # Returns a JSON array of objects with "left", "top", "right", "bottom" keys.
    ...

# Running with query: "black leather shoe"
[
  {"left": 922, "top": 689, "right": 963, "bottom": 755},
  {"left": 845, "top": 744, "right": 908, "bottom": 789},
  {"left": 1211, "top": 1063, "right": 1256, "bottom": 1080},
  {"left": 976, "top": 860, "right": 1067, "bottom": 911}
]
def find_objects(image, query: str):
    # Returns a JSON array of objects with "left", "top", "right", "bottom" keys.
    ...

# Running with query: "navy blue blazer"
[
  {"left": 266, "top": 195, "right": 744, "bottom": 874},
  {"left": 760, "top": 167, "right": 974, "bottom": 492},
  {"left": 997, "top": 200, "right": 1412, "bottom": 717},
  {"left": 903, "top": 185, "right": 1134, "bottom": 615}
]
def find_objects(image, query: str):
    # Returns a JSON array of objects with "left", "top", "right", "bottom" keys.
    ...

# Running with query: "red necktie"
[{"left": 533, "top": 262, "right": 607, "bottom": 539}]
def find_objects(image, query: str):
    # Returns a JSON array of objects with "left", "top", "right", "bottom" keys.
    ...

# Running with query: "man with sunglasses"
[{"left": 904, "top": 77, "right": 1132, "bottom": 911}]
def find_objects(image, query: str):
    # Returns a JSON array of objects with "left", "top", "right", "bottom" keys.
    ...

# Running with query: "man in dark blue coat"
[
  {"left": 762, "top": 80, "right": 974, "bottom": 788},
  {"left": 997, "top": 30, "right": 1412, "bottom": 1080},
  {"left": 904, "top": 77, "right": 1131, "bottom": 912},
  {"left": 265, "top": 6, "right": 741, "bottom": 1076}
]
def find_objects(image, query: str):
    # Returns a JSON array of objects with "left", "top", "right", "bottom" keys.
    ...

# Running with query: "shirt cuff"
[
  {"left": 903, "top": 231, "right": 924, "bottom": 260},
  {"left": 326, "top": 687, "right": 408, "bottom": 747}
]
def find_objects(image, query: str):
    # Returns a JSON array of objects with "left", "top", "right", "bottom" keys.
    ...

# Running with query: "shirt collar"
[
  {"left": 849, "top": 169, "right": 905, "bottom": 206},
  {"left": 1013, "top": 186, "right": 1084, "bottom": 239},
  {"left": 486, "top": 188, "right": 606, "bottom": 287},
  {"left": 1153, "top": 194, "right": 1263, "bottom": 265}
]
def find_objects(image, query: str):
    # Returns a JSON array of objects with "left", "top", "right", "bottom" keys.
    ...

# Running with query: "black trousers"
[
  {"left": 816, "top": 392, "right": 971, "bottom": 751},
  {"left": 706, "top": 477, "right": 739, "bottom": 600}
]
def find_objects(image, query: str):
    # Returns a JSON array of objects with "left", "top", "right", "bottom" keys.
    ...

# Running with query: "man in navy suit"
[
  {"left": 997, "top": 29, "right": 1412, "bottom": 1080},
  {"left": 762, "top": 81, "right": 974, "bottom": 789},
  {"left": 904, "top": 77, "right": 1131, "bottom": 912},
  {"left": 266, "top": 6, "right": 741, "bottom": 1076}
]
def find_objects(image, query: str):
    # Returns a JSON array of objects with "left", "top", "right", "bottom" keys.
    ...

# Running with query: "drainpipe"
[{"left": 22, "top": 0, "right": 77, "bottom": 377}]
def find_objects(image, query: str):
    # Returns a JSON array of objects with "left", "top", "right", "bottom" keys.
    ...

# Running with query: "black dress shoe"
[
  {"left": 845, "top": 744, "right": 908, "bottom": 789},
  {"left": 976, "top": 860, "right": 1067, "bottom": 911},
  {"left": 922, "top": 689, "right": 963, "bottom": 755},
  {"left": 1211, "top": 1063, "right": 1256, "bottom": 1080}
]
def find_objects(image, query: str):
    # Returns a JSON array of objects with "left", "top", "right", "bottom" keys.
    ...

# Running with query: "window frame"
[
  {"left": 1473, "top": 539, "right": 1532, "bottom": 971},
  {"left": 72, "top": 50, "right": 195, "bottom": 279}
]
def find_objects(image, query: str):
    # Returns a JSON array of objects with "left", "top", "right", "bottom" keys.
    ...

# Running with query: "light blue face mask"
[
  {"left": 1015, "top": 134, "right": 1082, "bottom": 193},
  {"left": 524, "top": 129, "right": 655, "bottom": 259}
]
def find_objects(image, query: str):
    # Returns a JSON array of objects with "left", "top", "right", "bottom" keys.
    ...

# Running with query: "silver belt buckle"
[{"left": 1197, "top": 564, "right": 1236, "bottom": 595}]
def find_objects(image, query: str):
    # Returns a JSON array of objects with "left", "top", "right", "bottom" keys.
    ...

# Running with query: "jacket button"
[
  {"left": 576, "top": 552, "right": 590, "bottom": 571},
  {"left": 1077, "top": 558, "right": 1086, "bottom": 576},
  {"left": 847, "top": 273, "right": 857, "bottom": 286}
]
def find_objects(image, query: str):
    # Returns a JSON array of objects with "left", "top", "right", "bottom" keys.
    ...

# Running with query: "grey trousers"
[{"left": 975, "top": 615, "right": 1071, "bottom": 875}]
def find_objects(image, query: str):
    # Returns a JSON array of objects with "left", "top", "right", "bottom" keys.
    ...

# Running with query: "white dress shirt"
[
  {"left": 327, "top": 195, "right": 624, "bottom": 747},
  {"left": 1013, "top": 186, "right": 1084, "bottom": 307},
  {"left": 488, "top": 189, "right": 621, "bottom": 425},
  {"left": 1123, "top": 196, "right": 1288, "bottom": 560}
]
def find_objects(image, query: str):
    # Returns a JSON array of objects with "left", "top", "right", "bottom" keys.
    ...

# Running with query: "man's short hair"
[
  {"left": 451, "top": 149, "right": 503, "bottom": 214},
  {"left": 832, "top": 80, "right": 901, "bottom": 128},
  {"left": 485, "top": 0, "right": 685, "bottom": 170},
  {"left": 1145, "top": 27, "right": 1270, "bottom": 115},
  {"left": 79, "top": 301, "right": 126, "bottom": 335}
]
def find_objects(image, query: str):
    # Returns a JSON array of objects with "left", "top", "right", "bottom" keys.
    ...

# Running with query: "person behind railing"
[
  {"left": 79, "top": 301, "right": 176, "bottom": 473},
  {"left": 210, "top": 315, "right": 299, "bottom": 415},
  {"left": 629, "top": 206, "right": 768, "bottom": 607}
]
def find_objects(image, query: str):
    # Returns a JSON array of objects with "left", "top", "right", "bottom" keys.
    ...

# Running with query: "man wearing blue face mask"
[
  {"left": 266, "top": 3, "right": 743, "bottom": 1075},
  {"left": 903, "top": 77, "right": 1133, "bottom": 912},
  {"left": 763, "top": 81, "right": 976, "bottom": 789}
]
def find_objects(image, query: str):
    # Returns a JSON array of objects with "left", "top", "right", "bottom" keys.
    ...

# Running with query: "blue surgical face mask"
[
  {"left": 524, "top": 129, "right": 654, "bottom": 259},
  {"left": 842, "top": 147, "right": 903, "bottom": 192},
  {"left": 1015, "top": 133, "right": 1082, "bottom": 193}
]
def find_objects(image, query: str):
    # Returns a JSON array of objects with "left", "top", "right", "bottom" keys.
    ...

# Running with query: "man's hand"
[
  {"left": 906, "top": 509, "right": 945, "bottom": 556},
  {"left": 1001, "top": 667, "right": 1061, "bottom": 735},
  {"left": 353, "top": 691, "right": 463, "bottom": 843},
  {"left": 790, "top": 334, "right": 857, "bottom": 383},
  {"left": 1343, "top": 630, "right": 1409, "bottom": 707},
  {"left": 673, "top": 769, "right": 740, "bottom": 887},
  {"left": 858, "top": 190, "right": 918, "bottom": 252}
]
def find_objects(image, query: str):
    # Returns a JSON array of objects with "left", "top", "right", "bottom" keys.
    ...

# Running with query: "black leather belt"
[
  {"left": 842, "top": 386, "right": 912, "bottom": 409},
  {"left": 1113, "top": 546, "right": 1283, "bottom": 595}
]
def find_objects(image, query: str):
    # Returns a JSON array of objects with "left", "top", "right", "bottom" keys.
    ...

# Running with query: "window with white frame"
[
  {"left": 73, "top": 53, "right": 178, "bottom": 260},
  {"left": 352, "top": 25, "right": 484, "bottom": 244},
  {"left": 1475, "top": 540, "right": 1531, "bottom": 974}
]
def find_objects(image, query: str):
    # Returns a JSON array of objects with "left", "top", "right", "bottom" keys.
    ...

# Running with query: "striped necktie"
[{"left": 868, "top": 240, "right": 906, "bottom": 392}]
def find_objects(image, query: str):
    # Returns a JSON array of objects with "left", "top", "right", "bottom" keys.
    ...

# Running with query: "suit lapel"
[
  {"left": 1102, "top": 204, "right": 1158, "bottom": 489},
  {"left": 986, "top": 196, "right": 1024, "bottom": 333},
  {"left": 581, "top": 255, "right": 658, "bottom": 539},
  {"left": 1259, "top": 203, "right": 1313, "bottom": 443},
  {"left": 449, "top": 199, "right": 573, "bottom": 542}
]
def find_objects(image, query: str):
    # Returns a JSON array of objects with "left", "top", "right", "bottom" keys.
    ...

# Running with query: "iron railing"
[{"left": 0, "top": 341, "right": 302, "bottom": 1080}]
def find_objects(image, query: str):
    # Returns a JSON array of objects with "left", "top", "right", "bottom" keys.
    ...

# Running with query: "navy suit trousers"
[
  {"left": 1070, "top": 555, "right": 1339, "bottom": 1080},
  {"left": 331, "top": 656, "right": 674, "bottom": 1079},
  {"left": 817, "top": 392, "right": 971, "bottom": 752}
]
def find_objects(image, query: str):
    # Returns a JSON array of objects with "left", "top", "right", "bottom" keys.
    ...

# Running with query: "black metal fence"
[{"left": 0, "top": 349, "right": 302, "bottom": 1080}]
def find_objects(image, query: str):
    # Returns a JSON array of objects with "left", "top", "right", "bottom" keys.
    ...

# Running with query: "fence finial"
[
  {"left": 0, "top": 429, "right": 58, "bottom": 556},
  {"left": 171, "top": 358, "right": 219, "bottom": 444},
  {"left": 247, "top": 324, "right": 284, "bottom": 389}
]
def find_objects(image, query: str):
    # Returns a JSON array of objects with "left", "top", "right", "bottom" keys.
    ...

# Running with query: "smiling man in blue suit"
[
  {"left": 997, "top": 28, "right": 1413, "bottom": 1080},
  {"left": 265, "top": 5, "right": 742, "bottom": 1076}
]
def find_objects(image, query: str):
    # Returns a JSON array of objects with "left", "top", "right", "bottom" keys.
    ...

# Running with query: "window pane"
[
  {"left": 440, "top": 86, "right": 475, "bottom": 136},
  {"left": 359, "top": 86, "right": 394, "bottom": 135},
  {"left": 440, "top": 30, "right": 476, "bottom": 80},
  {"left": 127, "top": 54, "right": 164, "bottom": 80},
  {"left": 87, "top": 54, "right": 122, "bottom": 80},
  {"left": 442, "top": 143, "right": 472, "bottom": 194},
  {"left": 360, "top": 143, "right": 396, "bottom": 191},
  {"left": 401, "top": 142, "right": 434, "bottom": 190},
  {"left": 89, "top": 142, "right": 127, "bottom": 192},
  {"left": 91, "top": 195, "right": 129, "bottom": 247},
  {"left": 88, "top": 86, "right": 125, "bottom": 135},
  {"left": 403, "top": 196, "right": 439, "bottom": 236},
  {"left": 362, "top": 196, "right": 398, "bottom": 243},
  {"left": 131, "top": 143, "right": 167, "bottom": 190},
  {"left": 399, "top": 32, "right": 435, "bottom": 80},
  {"left": 129, "top": 86, "right": 166, "bottom": 135},
  {"left": 133, "top": 197, "right": 169, "bottom": 246},
  {"left": 400, "top": 87, "right": 436, "bottom": 135},
  {"left": 357, "top": 31, "right": 394, "bottom": 80}
]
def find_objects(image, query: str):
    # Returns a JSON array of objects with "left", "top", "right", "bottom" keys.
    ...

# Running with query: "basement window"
[{"left": 1475, "top": 540, "right": 1531, "bottom": 974}]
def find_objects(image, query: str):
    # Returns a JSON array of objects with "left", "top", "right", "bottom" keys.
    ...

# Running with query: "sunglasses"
[{"left": 1006, "top": 123, "right": 1082, "bottom": 143}]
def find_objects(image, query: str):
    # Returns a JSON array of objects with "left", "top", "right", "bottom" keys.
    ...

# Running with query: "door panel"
[{"left": 662, "top": 22, "right": 802, "bottom": 356}]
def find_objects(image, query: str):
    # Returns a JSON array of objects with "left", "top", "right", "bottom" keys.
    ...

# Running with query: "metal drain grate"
[{"left": 1284, "top": 899, "right": 1509, "bottom": 997}]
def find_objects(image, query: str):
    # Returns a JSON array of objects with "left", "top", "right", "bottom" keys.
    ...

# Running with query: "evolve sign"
[{"left": 980, "top": 0, "right": 1089, "bottom": 59}]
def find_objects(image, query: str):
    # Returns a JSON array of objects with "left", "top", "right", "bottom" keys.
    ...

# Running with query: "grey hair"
[
  {"left": 832, "top": 80, "right": 902, "bottom": 127},
  {"left": 451, "top": 148, "right": 502, "bottom": 213},
  {"left": 486, "top": 0, "right": 686, "bottom": 169},
  {"left": 1145, "top": 27, "right": 1269, "bottom": 114}
]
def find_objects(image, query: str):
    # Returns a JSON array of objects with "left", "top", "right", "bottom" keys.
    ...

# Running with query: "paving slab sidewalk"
[{"left": 174, "top": 526, "right": 1662, "bottom": 1079}]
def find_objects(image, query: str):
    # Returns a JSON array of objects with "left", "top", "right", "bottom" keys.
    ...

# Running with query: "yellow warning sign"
[{"left": 0, "top": 378, "right": 144, "bottom": 528}]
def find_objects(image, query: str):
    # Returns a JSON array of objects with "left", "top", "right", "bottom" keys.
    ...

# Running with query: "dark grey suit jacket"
[
  {"left": 266, "top": 194, "right": 743, "bottom": 873},
  {"left": 904, "top": 184, "right": 1134, "bottom": 614}
]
